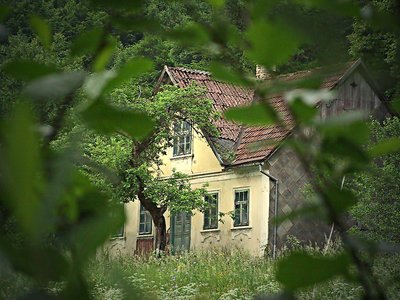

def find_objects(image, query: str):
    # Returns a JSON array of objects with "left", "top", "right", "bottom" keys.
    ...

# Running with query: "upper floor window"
[
  {"left": 139, "top": 204, "right": 152, "bottom": 235},
  {"left": 173, "top": 120, "right": 192, "bottom": 156},
  {"left": 234, "top": 190, "right": 249, "bottom": 227},
  {"left": 203, "top": 193, "right": 219, "bottom": 230}
]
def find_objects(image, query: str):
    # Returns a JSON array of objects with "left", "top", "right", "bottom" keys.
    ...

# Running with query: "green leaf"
[
  {"left": 84, "top": 58, "right": 153, "bottom": 99},
  {"left": 245, "top": 20, "right": 301, "bottom": 68},
  {"left": 318, "top": 113, "right": 370, "bottom": 145},
  {"left": 168, "top": 22, "right": 210, "bottom": 46},
  {"left": 70, "top": 28, "right": 103, "bottom": 56},
  {"left": 93, "top": 38, "right": 116, "bottom": 72},
  {"left": 67, "top": 188, "right": 125, "bottom": 261},
  {"left": 2, "top": 59, "right": 58, "bottom": 81},
  {"left": 224, "top": 103, "right": 278, "bottom": 125},
  {"left": 321, "top": 135, "right": 370, "bottom": 165},
  {"left": 210, "top": 62, "right": 252, "bottom": 87},
  {"left": 102, "top": 57, "right": 154, "bottom": 95},
  {"left": 0, "top": 5, "right": 11, "bottom": 22},
  {"left": 24, "top": 71, "right": 86, "bottom": 101},
  {"left": 29, "top": 15, "right": 52, "bottom": 49},
  {"left": 288, "top": 98, "right": 318, "bottom": 123},
  {"left": 0, "top": 103, "right": 42, "bottom": 240},
  {"left": 0, "top": 240, "right": 69, "bottom": 282},
  {"left": 389, "top": 98, "right": 400, "bottom": 114},
  {"left": 84, "top": 70, "right": 117, "bottom": 100},
  {"left": 276, "top": 252, "right": 350, "bottom": 290},
  {"left": 369, "top": 137, "right": 400, "bottom": 157},
  {"left": 323, "top": 186, "right": 357, "bottom": 214},
  {"left": 81, "top": 99, "right": 154, "bottom": 139},
  {"left": 273, "top": 204, "right": 323, "bottom": 225}
]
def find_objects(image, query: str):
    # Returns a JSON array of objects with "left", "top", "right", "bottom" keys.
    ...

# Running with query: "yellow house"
[{"left": 109, "top": 60, "right": 389, "bottom": 257}]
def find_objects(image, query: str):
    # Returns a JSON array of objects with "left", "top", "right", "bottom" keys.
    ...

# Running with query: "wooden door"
[{"left": 171, "top": 212, "right": 191, "bottom": 254}]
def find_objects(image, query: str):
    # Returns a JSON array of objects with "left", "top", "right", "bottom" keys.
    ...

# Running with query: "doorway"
[{"left": 171, "top": 212, "right": 191, "bottom": 254}]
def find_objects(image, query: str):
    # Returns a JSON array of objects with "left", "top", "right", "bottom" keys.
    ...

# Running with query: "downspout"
[{"left": 259, "top": 164, "right": 279, "bottom": 259}]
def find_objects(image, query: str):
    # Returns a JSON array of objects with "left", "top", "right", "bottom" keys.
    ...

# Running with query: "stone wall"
[{"left": 267, "top": 145, "right": 331, "bottom": 250}]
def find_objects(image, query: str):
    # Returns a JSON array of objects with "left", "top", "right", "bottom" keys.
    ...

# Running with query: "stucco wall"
[
  {"left": 158, "top": 126, "right": 223, "bottom": 176},
  {"left": 108, "top": 167, "right": 270, "bottom": 256},
  {"left": 108, "top": 126, "right": 271, "bottom": 256},
  {"left": 187, "top": 166, "right": 269, "bottom": 256}
]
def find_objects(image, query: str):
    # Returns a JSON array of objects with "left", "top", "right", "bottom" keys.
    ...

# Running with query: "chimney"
[{"left": 256, "top": 65, "right": 270, "bottom": 80}]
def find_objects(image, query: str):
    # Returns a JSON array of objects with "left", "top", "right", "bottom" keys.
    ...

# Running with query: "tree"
[
  {"left": 117, "top": 85, "right": 218, "bottom": 253},
  {"left": 348, "top": 0, "right": 400, "bottom": 99},
  {"left": 350, "top": 117, "right": 400, "bottom": 243},
  {"left": 1, "top": 0, "right": 400, "bottom": 299}
]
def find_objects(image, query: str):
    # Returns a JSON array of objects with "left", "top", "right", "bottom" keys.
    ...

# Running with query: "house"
[{"left": 109, "top": 59, "right": 389, "bottom": 257}]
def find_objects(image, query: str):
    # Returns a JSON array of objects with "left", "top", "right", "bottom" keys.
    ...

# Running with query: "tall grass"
[
  {"left": 86, "top": 244, "right": 395, "bottom": 300},
  {"left": 2, "top": 245, "right": 398, "bottom": 299},
  {"left": 87, "top": 247, "right": 279, "bottom": 300}
]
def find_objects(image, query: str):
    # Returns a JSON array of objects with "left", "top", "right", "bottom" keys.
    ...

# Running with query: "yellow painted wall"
[
  {"left": 185, "top": 166, "right": 270, "bottom": 256},
  {"left": 108, "top": 127, "right": 271, "bottom": 256},
  {"left": 158, "top": 127, "right": 222, "bottom": 176}
]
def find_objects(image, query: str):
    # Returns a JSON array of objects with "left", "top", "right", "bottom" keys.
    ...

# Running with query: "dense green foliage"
[
  {"left": 1, "top": 0, "right": 400, "bottom": 299},
  {"left": 350, "top": 117, "right": 400, "bottom": 243},
  {"left": 348, "top": 0, "right": 400, "bottom": 99}
]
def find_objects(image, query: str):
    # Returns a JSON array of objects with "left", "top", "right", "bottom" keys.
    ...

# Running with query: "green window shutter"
[
  {"left": 204, "top": 193, "right": 218, "bottom": 230},
  {"left": 234, "top": 190, "right": 249, "bottom": 227}
]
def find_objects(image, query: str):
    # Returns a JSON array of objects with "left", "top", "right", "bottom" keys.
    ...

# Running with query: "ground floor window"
[
  {"left": 203, "top": 193, "right": 218, "bottom": 230},
  {"left": 139, "top": 204, "right": 153, "bottom": 235},
  {"left": 112, "top": 226, "right": 124, "bottom": 238},
  {"left": 234, "top": 189, "right": 249, "bottom": 227}
]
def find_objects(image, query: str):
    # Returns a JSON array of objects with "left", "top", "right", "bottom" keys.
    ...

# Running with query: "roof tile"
[{"left": 165, "top": 62, "right": 357, "bottom": 166}]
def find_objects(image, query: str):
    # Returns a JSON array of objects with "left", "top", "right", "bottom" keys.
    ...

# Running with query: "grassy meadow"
[
  {"left": 86, "top": 246, "right": 385, "bottom": 300},
  {"left": 2, "top": 246, "right": 399, "bottom": 299}
]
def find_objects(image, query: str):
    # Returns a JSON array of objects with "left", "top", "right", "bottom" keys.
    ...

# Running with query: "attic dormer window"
[{"left": 173, "top": 120, "right": 192, "bottom": 156}]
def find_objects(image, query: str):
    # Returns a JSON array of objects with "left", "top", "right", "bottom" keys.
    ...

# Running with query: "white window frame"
[
  {"left": 172, "top": 120, "right": 192, "bottom": 157},
  {"left": 138, "top": 204, "right": 153, "bottom": 235},
  {"left": 233, "top": 189, "right": 250, "bottom": 227},
  {"left": 203, "top": 192, "right": 219, "bottom": 230}
]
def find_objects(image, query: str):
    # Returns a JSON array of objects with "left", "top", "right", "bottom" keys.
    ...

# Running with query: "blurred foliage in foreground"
[
  {"left": 0, "top": 0, "right": 400, "bottom": 299},
  {"left": 4, "top": 247, "right": 398, "bottom": 300},
  {"left": 350, "top": 117, "right": 400, "bottom": 243}
]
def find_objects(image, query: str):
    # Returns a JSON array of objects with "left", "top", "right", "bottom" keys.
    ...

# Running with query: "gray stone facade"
[{"left": 267, "top": 144, "right": 331, "bottom": 251}]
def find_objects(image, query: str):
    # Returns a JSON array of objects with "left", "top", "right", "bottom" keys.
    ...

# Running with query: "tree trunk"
[
  {"left": 135, "top": 176, "right": 167, "bottom": 256},
  {"left": 131, "top": 140, "right": 169, "bottom": 256},
  {"left": 153, "top": 213, "right": 167, "bottom": 255}
]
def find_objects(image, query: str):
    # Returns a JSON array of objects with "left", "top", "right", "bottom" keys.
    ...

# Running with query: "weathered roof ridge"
[
  {"left": 272, "top": 60, "right": 359, "bottom": 82},
  {"left": 168, "top": 66, "right": 211, "bottom": 76},
  {"left": 157, "top": 59, "right": 368, "bottom": 166}
]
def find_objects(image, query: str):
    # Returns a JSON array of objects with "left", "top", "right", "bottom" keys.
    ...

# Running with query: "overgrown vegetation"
[
  {"left": 350, "top": 117, "right": 400, "bottom": 243},
  {"left": 86, "top": 247, "right": 399, "bottom": 300},
  {"left": 1, "top": 0, "right": 400, "bottom": 299}
]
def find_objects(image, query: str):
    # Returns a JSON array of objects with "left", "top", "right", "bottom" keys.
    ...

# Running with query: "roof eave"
[
  {"left": 153, "top": 65, "right": 178, "bottom": 95},
  {"left": 226, "top": 158, "right": 266, "bottom": 168}
]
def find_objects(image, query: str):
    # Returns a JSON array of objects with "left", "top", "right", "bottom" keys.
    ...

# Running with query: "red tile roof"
[
  {"left": 166, "top": 67, "right": 253, "bottom": 142},
  {"left": 160, "top": 61, "right": 360, "bottom": 166}
]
